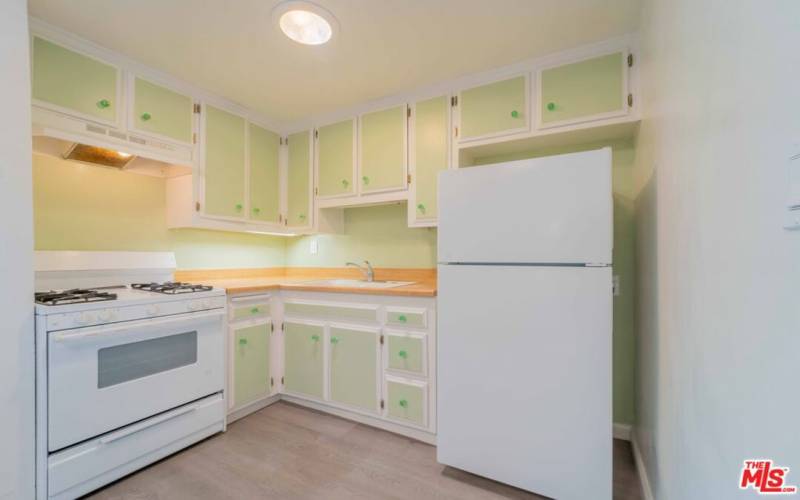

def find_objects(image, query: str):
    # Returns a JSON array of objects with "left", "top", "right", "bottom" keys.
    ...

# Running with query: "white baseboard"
[
  {"left": 631, "top": 433, "right": 655, "bottom": 500},
  {"left": 226, "top": 394, "right": 281, "bottom": 424},
  {"left": 613, "top": 422, "right": 632, "bottom": 441}
]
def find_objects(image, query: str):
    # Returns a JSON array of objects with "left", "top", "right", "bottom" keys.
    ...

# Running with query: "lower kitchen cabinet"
[
  {"left": 385, "top": 330, "right": 426, "bottom": 375},
  {"left": 232, "top": 321, "right": 271, "bottom": 409},
  {"left": 284, "top": 320, "right": 325, "bottom": 399},
  {"left": 329, "top": 325, "right": 380, "bottom": 412}
]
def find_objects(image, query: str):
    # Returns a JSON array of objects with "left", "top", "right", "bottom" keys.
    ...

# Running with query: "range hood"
[{"left": 62, "top": 143, "right": 136, "bottom": 168}]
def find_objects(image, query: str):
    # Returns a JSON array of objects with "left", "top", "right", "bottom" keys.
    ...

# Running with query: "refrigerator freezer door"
[
  {"left": 437, "top": 264, "right": 612, "bottom": 500},
  {"left": 438, "top": 148, "right": 612, "bottom": 265}
]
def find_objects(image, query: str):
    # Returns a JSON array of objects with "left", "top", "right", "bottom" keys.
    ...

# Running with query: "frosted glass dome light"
[{"left": 273, "top": 1, "right": 338, "bottom": 46}]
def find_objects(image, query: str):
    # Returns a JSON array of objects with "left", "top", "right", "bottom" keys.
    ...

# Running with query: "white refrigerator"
[{"left": 437, "top": 148, "right": 613, "bottom": 500}]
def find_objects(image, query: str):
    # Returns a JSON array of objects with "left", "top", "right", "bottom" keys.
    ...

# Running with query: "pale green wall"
[
  {"left": 286, "top": 204, "right": 437, "bottom": 268},
  {"left": 32, "top": 153, "right": 286, "bottom": 269},
  {"left": 473, "top": 139, "right": 637, "bottom": 426}
]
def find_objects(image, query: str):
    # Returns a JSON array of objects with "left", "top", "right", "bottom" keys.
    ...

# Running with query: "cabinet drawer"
[
  {"left": 48, "top": 394, "right": 223, "bottom": 500},
  {"left": 229, "top": 294, "right": 271, "bottom": 321},
  {"left": 385, "top": 377, "right": 428, "bottom": 427},
  {"left": 386, "top": 307, "right": 427, "bottom": 328},
  {"left": 284, "top": 300, "right": 379, "bottom": 323},
  {"left": 386, "top": 331, "right": 426, "bottom": 375}
]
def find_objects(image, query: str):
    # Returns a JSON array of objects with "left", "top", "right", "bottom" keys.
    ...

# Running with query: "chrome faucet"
[{"left": 346, "top": 260, "right": 374, "bottom": 282}]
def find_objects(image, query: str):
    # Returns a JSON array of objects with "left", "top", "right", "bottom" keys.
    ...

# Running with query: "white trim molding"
[
  {"left": 631, "top": 433, "right": 655, "bottom": 500},
  {"left": 613, "top": 422, "right": 632, "bottom": 441}
]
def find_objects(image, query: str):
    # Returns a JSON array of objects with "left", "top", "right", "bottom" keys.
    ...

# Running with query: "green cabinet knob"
[
  {"left": 311, "top": 334, "right": 320, "bottom": 342},
  {"left": 398, "top": 350, "right": 408, "bottom": 359},
  {"left": 97, "top": 99, "right": 111, "bottom": 109},
  {"left": 398, "top": 314, "right": 407, "bottom": 322},
  {"left": 362, "top": 176, "right": 370, "bottom": 185},
  {"left": 510, "top": 110, "right": 519, "bottom": 118},
  {"left": 252, "top": 207, "right": 261, "bottom": 214},
  {"left": 299, "top": 214, "right": 306, "bottom": 220},
  {"left": 141, "top": 112, "right": 152, "bottom": 121},
  {"left": 341, "top": 179, "right": 349, "bottom": 188},
  {"left": 416, "top": 203, "right": 426, "bottom": 214},
  {"left": 250, "top": 307, "right": 259, "bottom": 314},
  {"left": 398, "top": 399, "right": 408, "bottom": 408},
  {"left": 330, "top": 336, "right": 340, "bottom": 344},
  {"left": 547, "top": 102, "right": 556, "bottom": 111},
  {"left": 239, "top": 338, "right": 248, "bottom": 345},
  {"left": 235, "top": 204, "right": 243, "bottom": 211}
]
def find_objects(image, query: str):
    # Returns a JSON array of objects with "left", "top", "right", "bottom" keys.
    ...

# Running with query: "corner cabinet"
[
  {"left": 315, "top": 119, "right": 356, "bottom": 198},
  {"left": 538, "top": 51, "right": 629, "bottom": 129},
  {"left": 409, "top": 95, "right": 451, "bottom": 227},
  {"left": 286, "top": 130, "right": 314, "bottom": 231},
  {"left": 203, "top": 105, "right": 247, "bottom": 219}
]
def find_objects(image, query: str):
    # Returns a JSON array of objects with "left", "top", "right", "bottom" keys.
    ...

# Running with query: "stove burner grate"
[
  {"left": 131, "top": 282, "right": 213, "bottom": 294},
  {"left": 35, "top": 289, "right": 118, "bottom": 306}
]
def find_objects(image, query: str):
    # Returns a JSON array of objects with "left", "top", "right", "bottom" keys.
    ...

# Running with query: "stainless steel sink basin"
[{"left": 300, "top": 279, "right": 414, "bottom": 289}]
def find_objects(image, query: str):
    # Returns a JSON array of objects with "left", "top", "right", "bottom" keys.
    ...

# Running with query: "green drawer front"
[
  {"left": 387, "top": 380, "right": 426, "bottom": 426},
  {"left": 284, "top": 322, "right": 324, "bottom": 399},
  {"left": 460, "top": 76, "right": 526, "bottom": 139},
  {"left": 133, "top": 77, "right": 193, "bottom": 143},
  {"left": 329, "top": 327, "right": 378, "bottom": 411},
  {"left": 32, "top": 37, "right": 118, "bottom": 122},
  {"left": 387, "top": 335, "right": 424, "bottom": 374},
  {"left": 540, "top": 52, "right": 624, "bottom": 125},
  {"left": 233, "top": 323, "right": 270, "bottom": 408},
  {"left": 386, "top": 310, "right": 426, "bottom": 328},
  {"left": 233, "top": 303, "right": 269, "bottom": 320},
  {"left": 284, "top": 302, "right": 378, "bottom": 323}
]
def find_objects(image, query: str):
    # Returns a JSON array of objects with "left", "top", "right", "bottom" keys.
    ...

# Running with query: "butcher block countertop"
[{"left": 174, "top": 268, "right": 437, "bottom": 298}]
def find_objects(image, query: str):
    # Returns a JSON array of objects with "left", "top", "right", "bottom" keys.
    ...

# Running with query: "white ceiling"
[{"left": 28, "top": 0, "right": 641, "bottom": 124}]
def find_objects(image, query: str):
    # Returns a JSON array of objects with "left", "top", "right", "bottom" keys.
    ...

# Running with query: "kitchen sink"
[{"left": 299, "top": 279, "right": 414, "bottom": 289}]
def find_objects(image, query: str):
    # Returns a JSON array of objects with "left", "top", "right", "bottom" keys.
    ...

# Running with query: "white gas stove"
[{"left": 34, "top": 252, "right": 227, "bottom": 500}]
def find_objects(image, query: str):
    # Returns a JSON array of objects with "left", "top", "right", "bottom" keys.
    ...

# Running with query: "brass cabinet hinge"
[
  {"left": 281, "top": 323, "right": 284, "bottom": 332},
  {"left": 450, "top": 96, "right": 458, "bottom": 107},
  {"left": 281, "top": 376, "right": 285, "bottom": 385},
  {"left": 279, "top": 214, "right": 283, "bottom": 223},
  {"left": 628, "top": 94, "right": 633, "bottom": 107},
  {"left": 195, "top": 201, "right": 201, "bottom": 212},
  {"left": 627, "top": 54, "right": 634, "bottom": 67},
  {"left": 407, "top": 107, "right": 411, "bottom": 118},
  {"left": 315, "top": 187, "right": 319, "bottom": 196},
  {"left": 380, "top": 399, "right": 385, "bottom": 409},
  {"left": 193, "top": 103, "right": 201, "bottom": 114},
  {"left": 285, "top": 137, "right": 288, "bottom": 145},
  {"left": 454, "top": 126, "right": 459, "bottom": 137},
  {"left": 270, "top": 377, "right": 274, "bottom": 387},
  {"left": 270, "top": 323, "right": 274, "bottom": 332},
  {"left": 279, "top": 137, "right": 283, "bottom": 145},
  {"left": 314, "top": 129, "right": 318, "bottom": 139},
  {"left": 380, "top": 334, "right": 384, "bottom": 345},
  {"left": 192, "top": 133, "right": 197, "bottom": 144},
  {"left": 407, "top": 173, "right": 411, "bottom": 185}
]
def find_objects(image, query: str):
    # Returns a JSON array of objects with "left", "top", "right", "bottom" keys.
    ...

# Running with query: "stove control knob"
[
  {"left": 76, "top": 312, "right": 96, "bottom": 325},
  {"left": 146, "top": 305, "right": 160, "bottom": 316}
]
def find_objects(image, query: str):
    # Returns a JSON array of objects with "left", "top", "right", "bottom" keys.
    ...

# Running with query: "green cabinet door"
[
  {"left": 540, "top": 52, "right": 625, "bottom": 126},
  {"left": 386, "top": 379, "right": 426, "bottom": 426},
  {"left": 287, "top": 130, "right": 312, "bottom": 227},
  {"left": 31, "top": 36, "right": 118, "bottom": 123},
  {"left": 316, "top": 120, "right": 355, "bottom": 197},
  {"left": 412, "top": 96, "right": 449, "bottom": 221},
  {"left": 133, "top": 77, "right": 193, "bottom": 143},
  {"left": 233, "top": 323, "right": 270, "bottom": 408},
  {"left": 284, "top": 321, "right": 324, "bottom": 398},
  {"left": 249, "top": 123, "right": 281, "bottom": 223},
  {"left": 329, "top": 326, "right": 378, "bottom": 411},
  {"left": 204, "top": 105, "right": 246, "bottom": 218},
  {"left": 359, "top": 106, "right": 406, "bottom": 193},
  {"left": 459, "top": 76, "right": 526, "bottom": 140}
]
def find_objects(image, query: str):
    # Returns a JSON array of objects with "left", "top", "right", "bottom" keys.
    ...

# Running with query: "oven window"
[{"left": 97, "top": 331, "right": 198, "bottom": 388}]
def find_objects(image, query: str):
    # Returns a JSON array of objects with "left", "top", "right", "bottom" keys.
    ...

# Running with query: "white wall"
[
  {"left": 0, "top": 1, "right": 34, "bottom": 498},
  {"left": 633, "top": 1, "right": 800, "bottom": 498}
]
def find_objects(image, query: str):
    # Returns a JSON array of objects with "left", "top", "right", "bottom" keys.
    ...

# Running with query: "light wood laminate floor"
[{"left": 85, "top": 401, "right": 643, "bottom": 500}]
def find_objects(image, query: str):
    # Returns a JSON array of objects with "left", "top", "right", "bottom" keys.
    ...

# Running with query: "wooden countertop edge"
[{"left": 216, "top": 282, "right": 436, "bottom": 297}]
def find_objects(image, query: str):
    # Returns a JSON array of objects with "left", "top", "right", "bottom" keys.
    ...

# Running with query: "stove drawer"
[{"left": 48, "top": 393, "right": 224, "bottom": 500}]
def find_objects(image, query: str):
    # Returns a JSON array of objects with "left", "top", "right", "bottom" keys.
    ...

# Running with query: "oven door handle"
[{"left": 51, "top": 309, "right": 224, "bottom": 344}]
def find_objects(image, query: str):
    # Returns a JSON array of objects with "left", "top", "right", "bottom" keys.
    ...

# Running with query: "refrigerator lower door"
[{"left": 437, "top": 264, "right": 612, "bottom": 500}]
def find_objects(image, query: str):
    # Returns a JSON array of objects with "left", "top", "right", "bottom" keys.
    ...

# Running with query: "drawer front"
[
  {"left": 49, "top": 394, "right": 224, "bottom": 500},
  {"left": 386, "top": 308, "right": 427, "bottom": 328},
  {"left": 386, "top": 378, "right": 427, "bottom": 427},
  {"left": 284, "top": 301, "right": 379, "bottom": 323},
  {"left": 232, "top": 302, "right": 270, "bottom": 320},
  {"left": 386, "top": 332, "right": 426, "bottom": 375}
]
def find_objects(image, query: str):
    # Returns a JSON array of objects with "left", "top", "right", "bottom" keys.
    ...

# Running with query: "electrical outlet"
[
  {"left": 310, "top": 238, "right": 318, "bottom": 255},
  {"left": 612, "top": 275, "right": 620, "bottom": 296}
]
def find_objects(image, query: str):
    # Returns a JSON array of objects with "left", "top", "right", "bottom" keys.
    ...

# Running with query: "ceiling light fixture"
[{"left": 272, "top": 1, "right": 338, "bottom": 46}]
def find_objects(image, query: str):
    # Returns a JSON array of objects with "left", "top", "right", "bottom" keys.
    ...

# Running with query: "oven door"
[{"left": 48, "top": 309, "right": 225, "bottom": 451}]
